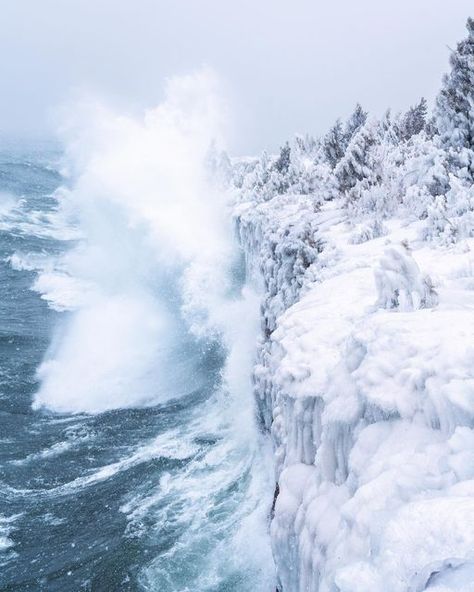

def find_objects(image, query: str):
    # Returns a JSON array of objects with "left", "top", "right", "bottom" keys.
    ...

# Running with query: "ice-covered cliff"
[
  {"left": 229, "top": 18, "right": 474, "bottom": 592},
  {"left": 237, "top": 194, "right": 474, "bottom": 592}
]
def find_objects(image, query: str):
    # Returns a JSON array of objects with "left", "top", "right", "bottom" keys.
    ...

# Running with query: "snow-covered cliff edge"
[{"left": 237, "top": 195, "right": 474, "bottom": 592}]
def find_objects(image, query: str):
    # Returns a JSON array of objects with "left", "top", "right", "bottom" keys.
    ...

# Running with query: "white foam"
[
  {"left": 34, "top": 292, "right": 187, "bottom": 413},
  {"left": 0, "top": 191, "right": 20, "bottom": 217},
  {"left": 0, "top": 514, "right": 19, "bottom": 556}
]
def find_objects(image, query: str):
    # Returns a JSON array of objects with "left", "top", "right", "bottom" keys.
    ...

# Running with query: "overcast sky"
[{"left": 0, "top": 0, "right": 472, "bottom": 153}]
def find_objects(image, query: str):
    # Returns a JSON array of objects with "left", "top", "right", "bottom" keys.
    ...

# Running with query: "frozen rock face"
[
  {"left": 235, "top": 194, "right": 326, "bottom": 431},
  {"left": 236, "top": 192, "right": 474, "bottom": 592}
]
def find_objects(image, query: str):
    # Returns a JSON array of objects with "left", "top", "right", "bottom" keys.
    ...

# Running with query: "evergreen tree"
[
  {"left": 335, "top": 120, "right": 380, "bottom": 194},
  {"left": 425, "top": 116, "right": 438, "bottom": 139},
  {"left": 398, "top": 98, "right": 428, "bottom": 140},
  {"left": 323, "top": 120, "right": 345, "bottom": 168},
  {"left": 344, "top": 103, "right": 368, "bottom": 147},
  {"left": 435, "top": 18, "right": 474, "bottom": 157},
  {"left": 274, "top": 141, "right": 291, "bottom": 174}
]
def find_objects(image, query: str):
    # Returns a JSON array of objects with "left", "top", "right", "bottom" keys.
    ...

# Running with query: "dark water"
[{"left": 0, "top": 145, "right": 273, "bottom": 592}]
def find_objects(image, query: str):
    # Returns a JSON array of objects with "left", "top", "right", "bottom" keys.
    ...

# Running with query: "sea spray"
[{"left": 34, "top": 69, "right": 235, "bottom": 414}]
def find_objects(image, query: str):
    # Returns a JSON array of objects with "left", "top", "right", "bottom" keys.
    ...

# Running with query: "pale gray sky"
[{"left": 0, "top": 0, "right": 472, "bottom": 153}]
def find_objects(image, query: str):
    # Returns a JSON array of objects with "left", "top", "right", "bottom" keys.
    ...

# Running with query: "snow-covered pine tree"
[
  {"left": 323, "top": 120, "right": 345, "bottom": 168},
  {"left": 334, "top": 119, "right": 381, "bottom": 194},
  {"left": 271, "top": 142, "right": 292, "bottom": 194},
  {"left": 435, "top": 17, "right": 474, "bottom": 175},
  {"left": 344, "top": 103, "right": 368, "bottom": 147},
  {"left": 274, "top": 141, "right": 291, "bottom": 174},
  {"left": 398, "top": 98, "right": 428, "bottom": 140},
  {"left": 322, "top": 106, "right": 367, "bottom": 174},
  {"left": 425, "top": 116, "right": 438, "bottom": 139}
]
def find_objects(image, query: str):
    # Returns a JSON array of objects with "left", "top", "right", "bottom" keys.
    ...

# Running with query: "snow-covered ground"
[{"left": 236, "top": 193, "right": 474, "bottom": 592}]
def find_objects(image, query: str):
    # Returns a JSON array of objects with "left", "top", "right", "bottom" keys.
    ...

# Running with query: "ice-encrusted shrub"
[
  {"left": 288, "top": 157, "right": 335, "bottom": 199},
  {"left": 400, "top": 135, "right": 450, "bottom": 202},
  {"left": 445, "top": 175, "right": 474, "bottom": 233},
  {"left": 420, "top": 176, "right": 474, "bottom": 244},
  {"left": 350, "top": 218, "right": 387, "bottom": 244},
  {"left": 347, "top": 181, "right": 399, "bottom": 219},
  {"left": 352, "top": 130, "right": 451, "bottom": 223},
  {"left": 374, "top": 243, "right": 438, "bottom": 311},
  {"left": 422, "top": 195, "right": 458, "bottom": 244},
  {"left": 239, "top": 151, "right": 277, "bottom": 202}
]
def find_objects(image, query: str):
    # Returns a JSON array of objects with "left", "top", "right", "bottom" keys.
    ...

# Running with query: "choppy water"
[{"left": 0, "top": 143, "right": 274, "bottom": 591}]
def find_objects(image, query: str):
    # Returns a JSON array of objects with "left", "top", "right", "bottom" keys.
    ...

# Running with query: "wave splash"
[{"left": 33, "top": 69, "right": 243, "bottom": 415}]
